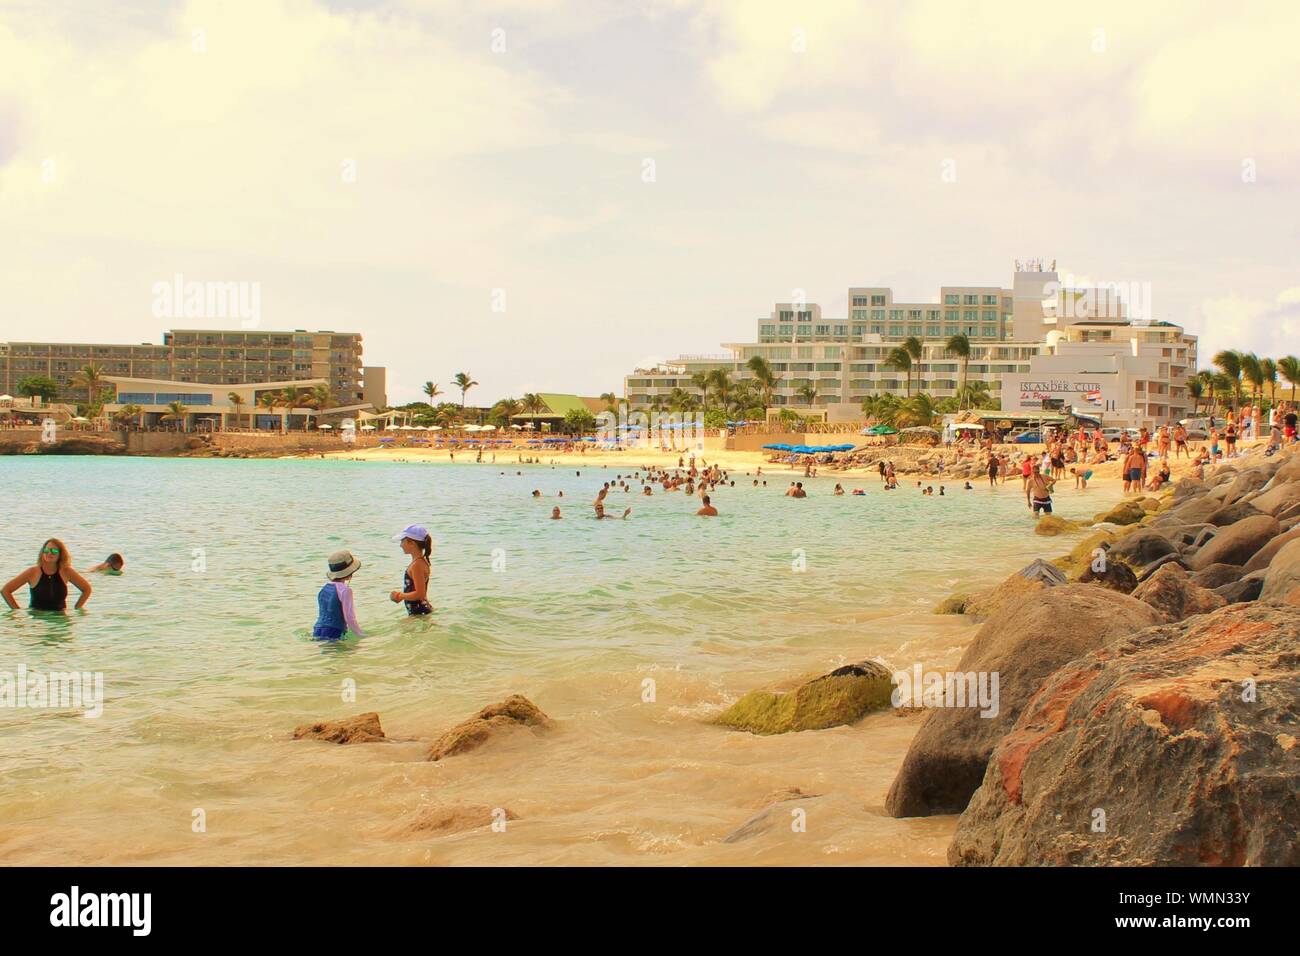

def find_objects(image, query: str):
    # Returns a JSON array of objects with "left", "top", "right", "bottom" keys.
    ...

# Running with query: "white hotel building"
[{"left": 623, "top": 264, "right": 1197, "bottom": 429}]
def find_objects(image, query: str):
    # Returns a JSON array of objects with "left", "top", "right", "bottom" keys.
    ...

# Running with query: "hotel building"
[
  {"left": 624, "top": 264, "right": 1196, "bottom": 429},
  {"left": 0, "top": 329, "right": 386, "bottom": 409}
]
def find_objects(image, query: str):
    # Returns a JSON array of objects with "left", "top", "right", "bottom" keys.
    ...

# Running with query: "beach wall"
[
  {"left": 0, "top": 429, "right": 43, "bottom": 447},
  {"left": 211, "top": 433, "right": 382, "bottom": 454},
  {"left": 122, "top": 431, "right": 195, "bottom": 454}
]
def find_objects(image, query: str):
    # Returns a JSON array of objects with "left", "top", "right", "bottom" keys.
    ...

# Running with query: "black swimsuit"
[
  {"left": 30, "top": 570, "right": 67, "bottom": 611},
  {"left": 404, "top": 563, "right": 432, "bottom": 616}
]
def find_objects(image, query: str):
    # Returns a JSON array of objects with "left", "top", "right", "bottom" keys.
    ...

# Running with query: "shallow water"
[{"left": 0, "top": 456, "right": 1117, "bottom": 864}]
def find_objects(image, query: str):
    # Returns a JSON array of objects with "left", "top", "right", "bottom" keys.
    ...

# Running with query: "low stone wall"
[
  {"left": 0, "top": 429, "right": 43, "bottom": 446},
  {"left": 212, "top": 433, "right": 382, "bottom": 454}
]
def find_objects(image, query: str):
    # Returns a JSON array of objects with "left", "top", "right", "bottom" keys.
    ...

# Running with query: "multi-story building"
[
  {"left": 0, "top": 329, "right": 385, "bottom": 408},
  {"left": 623, "top": 263, "right": 1195, "bottom": 427}
]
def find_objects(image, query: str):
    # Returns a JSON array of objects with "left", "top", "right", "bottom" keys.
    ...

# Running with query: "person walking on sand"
[
  {"left": 3, "top": 538, "right": 92, "bottom": 611},
  {"left": 389, "top": 525, "right": 433, "bottom": 615}
]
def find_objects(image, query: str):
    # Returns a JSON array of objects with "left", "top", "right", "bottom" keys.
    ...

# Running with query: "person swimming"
[
  {"left": 389, "top": 525, "right": 433, "bottom": 615},
  {"left": 3, "top": 538, "right": 92, "bottom": 611},
  {"left": 312, "top": 550, "right": 366, "bottom": 640},
  {"left": 696, "top": 494, "right": 718, "bottom": 517},
  {"left": 551, "top": 507, "right": 562, "bottom": 519},
  {"left": 88, "top": 553, "right": 125, "bottom": 575}
]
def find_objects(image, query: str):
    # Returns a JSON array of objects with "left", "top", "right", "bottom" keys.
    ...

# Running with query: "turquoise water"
[{"left": 0, "top": 456, "right": 1113, "bottom": 864}]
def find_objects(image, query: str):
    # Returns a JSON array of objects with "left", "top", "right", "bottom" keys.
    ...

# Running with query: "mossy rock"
[
  {"left": 1035, "top": 514, "right": 1079, "bottom": 536},
  {"left": 934, "top": 594, "right": 969, "bottom": 614},
  {"left": 716, "top": 662, "right": 894, "bottom": 735},
  {"left": 1096, "top": 499, "right": 1148, "bottom": 526},
  {"left": 1139, "top": 497, "right": 1161, "bottom": 512}
]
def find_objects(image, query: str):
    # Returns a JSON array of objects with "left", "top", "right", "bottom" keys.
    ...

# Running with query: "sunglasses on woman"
[{"left": 41, "top": 547, "right": 60, "bottom": 556}]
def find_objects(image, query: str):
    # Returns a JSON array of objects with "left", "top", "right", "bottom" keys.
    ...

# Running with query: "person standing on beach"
[
  {"left": 3, "top": 538, "right": 93, "bottom": 611},
  {"left": 987, "top": 455, "right": 998, "bottom": 488},
  {"left": 389, "top": 525, "right": 433, "bottom": 615},
  {"left": 1123, "top": 445, "right": 1147, "bottom": 494}
]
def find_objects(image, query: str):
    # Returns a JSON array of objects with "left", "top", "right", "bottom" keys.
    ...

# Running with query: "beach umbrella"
[
  {"left": 480, "top": 424, "right": 496, "bottom": 431},
  {"left": 318, "top": 423, "right": 333, "bottom": 429},
  {"left": 360, "top": 424, "right": 376, "bottom": 431},
  {"left": 429, "top": 426, "right": 442, "bottom": 431}
]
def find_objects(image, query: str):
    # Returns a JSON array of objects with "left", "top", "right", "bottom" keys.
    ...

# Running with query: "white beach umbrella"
[
  {"left": 360, "top": 424, "right": 376, "bottom": 431},
  {"left": 318, "top": 423, "right": 333, "bottom": 429},
  {"left": 429, "top": 426, "right": 443, "bottom": 431},
  {"left": 464, "top": 423, "right": 482, "bottom": 432},
  {"left": 480, "top": 424, "right": 496, "bottom": 431}
]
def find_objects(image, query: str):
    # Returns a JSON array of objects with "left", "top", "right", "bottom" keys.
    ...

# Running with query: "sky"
[{"left": 2, "top": 0, "right": 1298, "bottom": 405}]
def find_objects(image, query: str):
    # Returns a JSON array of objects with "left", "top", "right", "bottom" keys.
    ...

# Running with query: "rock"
[
  {"left": 1108, "top": 528, "right": 1177, "bottom": 567},
  {"left": 1131, "top": 563, "right": 1227, "bottom": 622},
  {"left": 1207, "top": 501, "right": 1264, "bottom": 527},
  {"left": 1096, "top": 499, "right": 1147, "bottom": 526},
  {"left": 962, "top": 559, "right": 1068, "bottom": 619},
  {"left": 1134, "top": 552, "right": 1189, "bottom": 582},
  {"left": 1171, "top": 477, "right": 1208, "bottom": 500},
  {"left": 1215, "top": 578, "right": 1263, "bottom": 604},
  {"left": 1187, "top": 514, "right": 1280, "bottom": 570},
  {"left": 1242, "top": 526, "right": 1300, "bottom": 573},
  {"left": 884, "top": 586, "right": 1162, "bottom": 818},
  {"left": 1248, "top": 480, "right": 1300, "bottom": 517},
  {"left": 716, "top": 660, "right": 893, "bottom": 735},
  {"left": 1260, "top": 538, "right": 1300, "bottom": 602},
  {"left": 948, "top": 603, "right": 1300, "bottom": 866},
  {"left": 1219, "top": 469, "right": 1272, "bottom": 504},
  {"left": 722, "top": 794, "right": 825, "bottom": 844},
  {"left": 1158, "top": 495, "right": 1223, "bottom": 527},
  {"left": 933, "top": 594, "right": 969, "bottom": 614},
  {"left": 1076, "top": 560, "right": 1138, "bottom": 594},
  {"left": 392, "top": 804, "right": 518, "bottom": 837},
  {"left": 292, "top": 712, "right": 386, "bottom": 744},
  {"left": 1035, "top": 514, "right": 1078, "bottom": 536},
  {"left": 36, "top": 436, "right": 127, "bottom": 456},
  {"left": 1138, "top": 497, "right": 1161, "bottom": 512},
  {"left": 745, "top": 786, "right": 822, "bottom": 809},
  {"left": 1189, "top": 563, "right": 1245, "bottom": 590},
  {"left": 427, "top": 695, "right": 549, "bottom": 760},
  {"left": 1265, "top": 454, "right": 1300, "bottom": 486}
]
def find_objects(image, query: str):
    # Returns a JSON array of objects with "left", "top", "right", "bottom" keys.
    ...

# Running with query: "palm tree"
[
  {"left": 72, "top": 362, "right": 111, "bottom": 412},
  {"left": 113, "top": 403, "right": 143, "bottom": 428},
  {"left": 256, "top": 391, "right": 279, "bottom": 430},
  {"left": 945, "top": 333, "right": 971, "bottom": 408},
  {"left": 666, "top": 387, "right": 698, "bottom": 412},
  {"left": 899, "top": 392, "right": 938, "bottom": 427},
  {"left": 162, "top": 400, "right": 189, "bottom": 431},
  {"left": 902, "top": 336, "right": 924, "bottom": 394},
  {"left": 795, "top": 383, "right": 818, "bottom": 406},
  {"left": 453, "top": 372, "right": 478, "bottom": 408},
  {"left": 227, "top": 392, "right": 246, "bottom": 429},
  {"left": 309, "top": 383, "right": 334, "bottom": 430},
  {"left": 704, "top": 368, "right": 732, "bottom": 410},
  {"left": 599, "top": 392, "right": 620, "bottom": 412},
  {"left": 1212, "top": 350, "right": 1244, "bottom": 414},
  {"left": 279, "top": 385, "right": 306, "bottom": 432},
  {"left": 1279, "top": 356, "right": 1300, "bottom": 404},
  {"left": 1240, "top": 352, "right": 1265, "bottom": 409},
  {"left": 862, "top": 392, "right": 904, "bottom": 426},
  {"left": 423, "top": 382, "right": 443, "bottom": 404},
  {"left": 1186, "top": 378, "right": 1204, "bottom": 415},
  {"left": 956, "top": 379, "right": 994, "bottom": 410},
  {"left": 490, "top": 397, "right": 522, "bottom": 427},
  {"left": 745, "top": 356, "right": 780, "bottom": 408},
  {"left": 885, "top": 347, "right": 913, "bottom": 396},
  {"left": 1260, "top": 357, "right": 1278, "bottom": 410}
]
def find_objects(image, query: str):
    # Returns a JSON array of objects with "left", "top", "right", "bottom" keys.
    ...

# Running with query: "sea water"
[{"left": 0, "top": 456, "right": 1116, "bottom": 865}]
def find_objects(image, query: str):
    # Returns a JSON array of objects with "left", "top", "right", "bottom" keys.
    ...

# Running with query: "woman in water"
[
  {"left": 389, "top": 525, "right": 433, "bottom": 615},
  {"left": 2, "top": 538, "right": 93, "bottom": 611}
]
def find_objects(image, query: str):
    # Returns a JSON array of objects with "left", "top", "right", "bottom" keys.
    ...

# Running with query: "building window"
[
  {"left": 964, "top": 294, "right": 977, "bottom": 304},
  {"left": 871, "top": 294, "right": 886, "bottom": 306},
  {"left": 944, "top": 294, "right": 959, "bottom": 305}
]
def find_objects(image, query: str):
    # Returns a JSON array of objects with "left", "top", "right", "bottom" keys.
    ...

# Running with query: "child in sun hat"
[{"left": 312, "top": 550, "right": 366, "bottom": 640}]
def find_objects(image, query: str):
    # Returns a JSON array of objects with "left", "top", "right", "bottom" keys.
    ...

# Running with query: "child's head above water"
[{"left": 326, "top": 549, "right": 361, "bottom": 582}]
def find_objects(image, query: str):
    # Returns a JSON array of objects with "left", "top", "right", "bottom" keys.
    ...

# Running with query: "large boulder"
[
  {"left": 1096, "top": 499, "right": 1147, "bottom": 526},
  {"left": 1076, "top": 560, "right": 1138, "bottom": 594},
  {"left": 1035, "top": 514, "right": 1078, "bottom": 536},
  {"left": 1216, "top": 577, "right": 1263, "bottom": 604},
  {"left": 1219, "top": 469, "right": 1272, "bottom": 504},
  {"left": 1260, "top": 538, "right": 1300, "bottom": 602},
  {"left": 427, "top": 695, "right": 549, "bottom": 760},
  {"left": 948, "top": 603, "right": 1300, "bottom": 866},
  {"left": 1187, "top": 514, "right": 1279, "bottom": 570},
  {"left": 1206, "top": 501, "right": 1264, "bottom": 527},
  {"left": 884, "top": 586, "right": 1162, "bottom": 818},
  {"left": 1171, "top": 476, "right": 1208, "bottom": 500},
  {"left": 1248, "top": 480, "right": 1300, "bottom": 517},
  {"left": 1131, "top": 562, "right": 1227, "bottom": 622},
  {"left": 1108, "top": 528, "right": 1177, "bottom": 567},
  {"left": 1265, "top": 453, "right": 1300, "bottom": 486},
  {"left": 962, "top": 559, "right": 1068, "bottom": 619},
  {"left": 292, "top": 712, "right": 386, "bottom": 744},
  {"left": 716, "top": 661, "right": 892, "bottom": 734},
  {"left": 1189, "top": 563, "right": 1245, "bottom": 590},
  {"left": 1242, "top": 526, "right": 1300, "bottom": 573}
]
